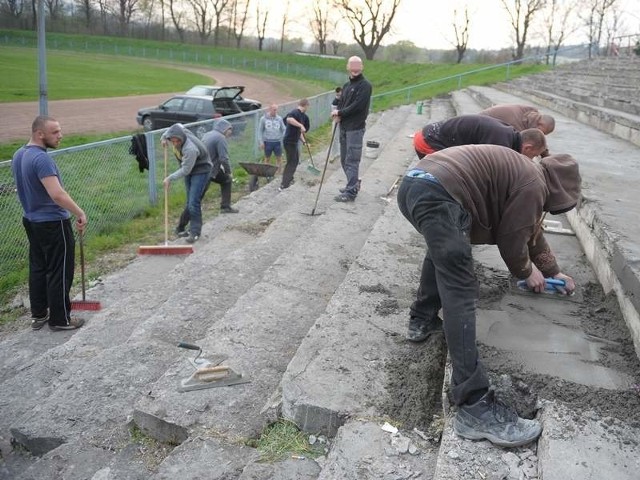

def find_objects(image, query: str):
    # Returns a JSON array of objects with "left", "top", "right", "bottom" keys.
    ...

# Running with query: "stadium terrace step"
[{"left": 432, "top": 82, "right": 640, "bottom": 479}]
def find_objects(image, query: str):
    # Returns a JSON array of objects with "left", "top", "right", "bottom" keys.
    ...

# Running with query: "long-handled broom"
[
  {"left": 71, "top": 230, "right": 102, "bottom": 311},
  {"left": 305, "top": 123, "right": 337, "bottom": 216},
  {"left": 304, "top": 140, "right": 321, "bottom": 175},
  {"left": 138, "top": 146, "right": 194, "bottom": 255}
]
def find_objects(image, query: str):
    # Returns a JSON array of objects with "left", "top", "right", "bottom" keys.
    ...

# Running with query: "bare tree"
[
  {"left": 188, "top": 0, "right": 214, "bottom": 43},
  {"left": 211, "top": 0, "right": 231, "bottom": 46},
  {"left": 542, "top": 0, "right": 578, "bottom": 65},
  {"left": 1, "top": 0, "right": 26, "bottom": 19},
  {"left": 603, "top": 4, "right": 622, "bottom": 55},
  {"left": 310, "top": 0, "right": 332, "bottom": 54},
  {"left": 500, "top": 0, "right": 547, "bottom": 60},
  {"left": 280, "top": 0, "right": 290, "bottom": 53},
  {"left": 74, "top": 0, "right": 93, "bottom": 28},
  {"left": 97, "top": 0, "right": 111, "bottom": 34},
  {"left": 451, "top": 6, "right": 470, "bottom": 64},
  {"left": 333, "top": 0, "right": 402, "bottom": 60},
  {"left": 229, "top": 0, "right": 251, "bottom": 48},
  {"left": 44, "top": 0, "right": 63, "bottom": 20},
  {"left": 114, "top": 0, "right": 139, "bottom": 35},
  {"left": 580, "top": 0, "right": 617, "bottom": 58},
  {"left": 167, "top": 0, "right": 186, "bottom": 42},
  {"left": 255, "top": 1, "right": 268, "bottom": 51}
]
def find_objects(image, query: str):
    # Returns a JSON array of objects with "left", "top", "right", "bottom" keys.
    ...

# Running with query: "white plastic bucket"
[{"left": 365, "top": 140, "right": 380, "bottom": 159}]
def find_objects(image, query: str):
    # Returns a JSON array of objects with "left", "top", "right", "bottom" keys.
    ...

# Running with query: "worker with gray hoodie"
[
  {"left": 163, "top": 123, "right": 212, "bottom": 244},
  {"left": 397, "top": 144, "right": 581, "bottom": 448},
  {"left": 201, "top": 118, "right": 238, "bottom": 214}
]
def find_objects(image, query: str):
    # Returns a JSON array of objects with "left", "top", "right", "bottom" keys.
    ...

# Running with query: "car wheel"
[{"left": 142, "top": 116, "right": 154, "bottom": 132}]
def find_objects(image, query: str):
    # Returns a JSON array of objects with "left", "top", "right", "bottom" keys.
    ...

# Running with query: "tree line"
[{"left": 0, "top": 0, "right": 632, "bottom": 62}]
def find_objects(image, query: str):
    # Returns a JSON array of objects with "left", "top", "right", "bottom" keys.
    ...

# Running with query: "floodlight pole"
[{"left": 37, "top": 0, "right": 48, "bottom": 115}]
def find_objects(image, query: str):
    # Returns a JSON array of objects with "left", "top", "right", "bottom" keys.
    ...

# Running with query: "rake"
[
  {"left": 138, "top": 146, "right": 194, "bottom": 255},
  {"left": 304, "top": 123, "right": 337, "bottom": 216}
]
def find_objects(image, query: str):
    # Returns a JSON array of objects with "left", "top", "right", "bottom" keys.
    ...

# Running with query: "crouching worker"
[
  {"left": 397, "top": 144, "right": 581, "bottom": 447},
  {"left": 201, "top": 118, "right": 238, "bottom": 214},
  {"left": 163, "top": 123, "right": 212, "bottom": 244}
]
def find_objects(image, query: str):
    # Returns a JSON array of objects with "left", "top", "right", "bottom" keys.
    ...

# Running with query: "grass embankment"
[{"left": 0, "top": 31, "right": 548, "bottom": 316}]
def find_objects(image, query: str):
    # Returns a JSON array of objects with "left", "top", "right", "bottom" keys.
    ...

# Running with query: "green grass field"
[{"left": 0, "top": 48, "right": 211, "bottom": 102}]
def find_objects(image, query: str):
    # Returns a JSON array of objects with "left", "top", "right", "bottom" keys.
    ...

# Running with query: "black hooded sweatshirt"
[{"left": 422, "top": 114, "right": 522, "bottom": 152}]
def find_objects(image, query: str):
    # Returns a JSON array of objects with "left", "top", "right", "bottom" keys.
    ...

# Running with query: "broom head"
[
  {"left": 138, "top": 244, "right": 194, "bottom": 255},
  {"left": 71, "top": 300, "right": 102, "bottom": 311}
]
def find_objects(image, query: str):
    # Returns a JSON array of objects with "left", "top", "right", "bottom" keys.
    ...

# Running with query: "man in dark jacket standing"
[
  {"left": 413, "top": 114, "right": 547, "bottom": 160},
  {"left": 163, "top": 123, "right": 213, "bottom": 244},
  {"left": 397, "top": 144, "right": 581, "bottom": 448},
  {"left": 332, "top": 56, "right": 372, "bottom": 202}
]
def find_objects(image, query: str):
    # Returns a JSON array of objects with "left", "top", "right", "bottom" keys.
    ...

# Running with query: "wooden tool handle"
[{"left": 195, "top": 365, "right": 230, "bottom": 375}]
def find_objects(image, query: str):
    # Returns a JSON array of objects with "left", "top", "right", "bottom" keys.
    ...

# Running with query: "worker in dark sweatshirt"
[
  {"left": 397, "top": 144, "right": 580, "bottom": 448},
  {"left": 413, "top": 114, "right": 547, "bottom": 160},
  {"left": 331, "top": 56, "right": 372, "bottom": 202}
]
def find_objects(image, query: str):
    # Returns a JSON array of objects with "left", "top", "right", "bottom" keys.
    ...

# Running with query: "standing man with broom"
[
  {"left": 12, "top": 115, "right": 87, "bottom": 331},
  {"left": 332, "top": 56, "right": 372, "bottom": 202},
  {"left": 163, "top": 123, "right": 212, "bottom": 244}
]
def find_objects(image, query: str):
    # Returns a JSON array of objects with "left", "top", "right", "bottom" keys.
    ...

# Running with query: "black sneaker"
[
  {"left": 31, "top": 313, "right": 49, "bottom": 330},
  {"left": 186, "top": 234, "right": 200, "bottom": 244},
  {"left": 175, "top": 229, "right": 189, "bottom": 238},
  {"left": 49, "top": 317, "right": 85, "bottom": 331},
  {"left": 334, "top": 194, "right": 355, "bottom": 202},
  {"left": 406, "top": 316, "right": 443, "bottom": 342},
  {"left": 453, "top": 390, "right": 542, "bottom": 448},
  {"left": 339, "top": 179, "right": 362, "bottom": 194},
  {"left": 220, "top": 206, "right": 239, "bottom": 214}
]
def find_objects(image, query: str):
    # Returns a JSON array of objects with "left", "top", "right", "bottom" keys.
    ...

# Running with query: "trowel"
[
  {"left": 511, "top": 278, "right": 581, "bottom": 302},
  {"left": 177, "top": 342, "right": 250, "bottom": 393}
]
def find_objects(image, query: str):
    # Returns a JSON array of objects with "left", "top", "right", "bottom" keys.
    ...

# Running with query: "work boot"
[
  {"left": 453, "top": 390, "right": 542, "bottom": 448},
  {"left": 49, "top": 317, "right": 85, "bottom": 331},
  {"left": 186, "top": 234, "right": 200, "bottom": 244},
  {"left": 175, "top": 228, "right": 189, "bottom": 238},
  {"left": 406, "top": 316, "right": 443, "bottom": 342},
  {"left": 220, "top": 206, "right": 239, "bottom": 214},
  {"left": 31, "top": 313, "right": 49, "bottom": 330}
]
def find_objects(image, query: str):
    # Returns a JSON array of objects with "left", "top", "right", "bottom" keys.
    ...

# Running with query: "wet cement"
[{"left": 379, "top": 261, "right": 640, "bottom": 434}]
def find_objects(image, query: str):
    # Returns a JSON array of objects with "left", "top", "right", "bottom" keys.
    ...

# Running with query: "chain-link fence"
[{"left": 0, "top": 91, "right": 334, "bottom": 296}]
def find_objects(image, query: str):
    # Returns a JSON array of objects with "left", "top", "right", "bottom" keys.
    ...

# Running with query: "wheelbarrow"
[
  {"left": 239, "top": 162, "right": 278, "bottom": 177},
  {"left": 240, "top": 162, "right": 279, "bottom": 192}
]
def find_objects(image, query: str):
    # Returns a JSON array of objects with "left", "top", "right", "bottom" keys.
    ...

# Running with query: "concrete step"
[
  {"left": 486, "top": 78, "right": 640, "bottom": 146},
  {"left": 431, "top": 85, "right": 640, "bottom": 479},
  {"left": 0, "top": 105, "right": 422, "bottom": 479}
]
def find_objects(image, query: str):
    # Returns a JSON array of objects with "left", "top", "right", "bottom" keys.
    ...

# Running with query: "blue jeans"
[
  {"left": 183, "top": 172, "right": 209, "bottom": 236},
  {"left": 339, "top": 128, "right": 364, "bottom": 198},
  {"left": 397, "top": 174, "right": 490, "bottom": 406}
]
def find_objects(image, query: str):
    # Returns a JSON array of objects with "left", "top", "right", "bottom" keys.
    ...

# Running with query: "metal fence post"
[{"left": 145, "top": 132, "right": 158, "bottom": 206}]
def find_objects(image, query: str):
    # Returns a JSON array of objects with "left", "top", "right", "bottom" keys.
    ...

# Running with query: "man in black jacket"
[
  {"left": 413, "top": 114, "right": 547, "bottom": 160},
  {"left": 332, "top": 56, "right": 372, "bottom": 202}
]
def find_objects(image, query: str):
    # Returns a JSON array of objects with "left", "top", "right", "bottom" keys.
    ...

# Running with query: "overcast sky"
[{"left": 268, "top": 0, "right": 640, "bottom": 52}]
